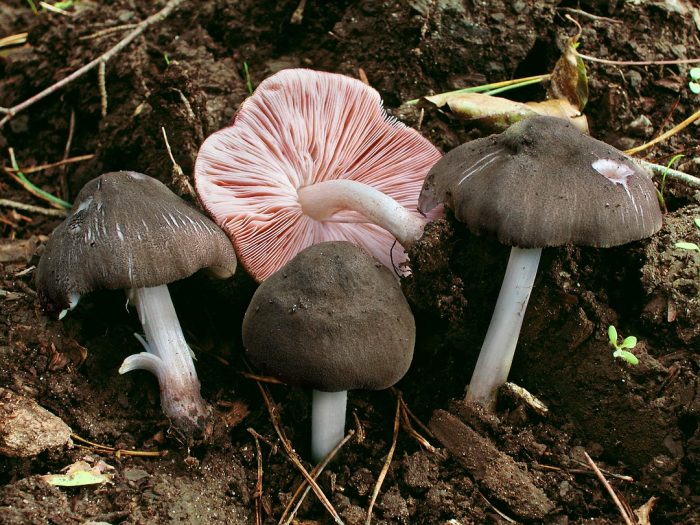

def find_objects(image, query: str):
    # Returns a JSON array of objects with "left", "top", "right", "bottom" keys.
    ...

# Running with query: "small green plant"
[
  {"left": 689, "top": 68, "right": 700, "bottom": 94},
  {"left": 243, "top": 62, "right": 254, "bottom": 95},
  {"left": 608, "top": 325, "right": 639, "bottom": 366},
  {"left": 674, "top": 217, "right": 700, "bottom": 254}
]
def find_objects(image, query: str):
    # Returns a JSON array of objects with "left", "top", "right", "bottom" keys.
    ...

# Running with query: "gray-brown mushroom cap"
[
  {"left": 419, "top": 115, "right": 663, "bottom": 248},
  {"left": 242, "top": 241, "right": 415, "bottom": 392},
  {"left": 36, "top": 171, "right": 238, "bottom": 315}
]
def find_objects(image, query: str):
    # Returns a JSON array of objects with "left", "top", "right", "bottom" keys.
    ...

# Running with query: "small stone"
[
  {"left": 0, "top": 388, "right": 72, "bottom": 457},
  {"left": 124, "top": 468, "right": 150, "bottom": 482}
]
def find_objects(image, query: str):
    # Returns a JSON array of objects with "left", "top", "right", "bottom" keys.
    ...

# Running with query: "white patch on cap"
[
  {"left": 129, "top": 172, "right": 146, "bottom": 180},
  {"left": 592, "top": 158, "right": 634, "bottom": 186},
  {"left": 592, "top": 158, "right": 644, "bottom": 221},
  {"left": 75, "top": 196, "right": 93, "bottom": 214}
]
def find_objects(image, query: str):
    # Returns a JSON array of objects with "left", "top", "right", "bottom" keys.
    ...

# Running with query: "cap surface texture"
[
  {"left": 242, "top": 241, "right": 415, "bottom": 392},
  {"left": 419, "top": 115, "right": 663, "bottom": 248}
]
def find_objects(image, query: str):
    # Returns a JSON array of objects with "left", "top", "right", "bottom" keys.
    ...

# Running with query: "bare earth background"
[{"left": 1, "top": 0, "right": 699, "bottom": 523}]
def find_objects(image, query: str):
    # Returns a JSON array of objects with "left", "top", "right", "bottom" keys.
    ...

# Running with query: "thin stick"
[
  {"left": 248, "top": 428, "right": 264, "bottom": 525},
  {"left": 0, "top": 0, "right": 188, "bottom": 127},
  {"left": 242, "top": 371, "right": 285, "bottom": 385},
  {"left": 477, "top": 489, "right": 517, "bottom": 523},
  {"left": 279, "top": 430, "right": 355, "bottom": 525},
  {"left": 253, "top": 381, "right": 344, "bottom": 525},
  {"left": 365, "top": 395, "right": 401, "bottom": 525},
  {"left": 641, "top": 160, "right": 700, "bottom": 189},
  {"left": 79, "top": 23, "right": 139, "bottom": 41},
  {"left": 625, "top": 109, "right": 700, "bottom": 155},
  {"left": 4, "top": 154, "right": 93, "bottom": 175},
  {"left": 577, "top": 52, "right": 700, "bottom": 66},
  {"left": 0, "top": 198, "right": 68, "bottom": 217},
  {"left": 557, "top": 7, "right": 622, "bottom": 23},
  {"left": 583, "top": 452, "right": 636, "bottom": 525},
  {"left": 98, "top": 60, "right": 108, "bottom": 117}
]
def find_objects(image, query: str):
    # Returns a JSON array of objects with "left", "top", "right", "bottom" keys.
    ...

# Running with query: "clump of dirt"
[{"left": 2, "top": 0, "right": 700, "bottom": 524}]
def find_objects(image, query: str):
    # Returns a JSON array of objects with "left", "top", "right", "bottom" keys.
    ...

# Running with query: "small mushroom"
[
  {"left": 36, "top": 171, "right": 238, "bottom": 437},
  {"left": 242, "top": 241, "right": 415, "bottom": 461},
  {"left": 195, "top": 68, "right": 442, "bottom": 281},
  {"left": 419, "top": 116, "right": 663, "bottom": 408}
]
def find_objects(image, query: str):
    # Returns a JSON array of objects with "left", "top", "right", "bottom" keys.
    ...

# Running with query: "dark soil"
[{"left": 1, "top": 1, "right": 699, "bottom": 524}]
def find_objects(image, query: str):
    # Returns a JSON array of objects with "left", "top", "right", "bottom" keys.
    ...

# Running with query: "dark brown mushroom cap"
[
  {"left": 419, "top": 116, "right": 663, "bottom": 248},
  {"left": 242, "top": 241, "right": 415, "bottom": 392},
  {"left": 36, "top": 171, "right": 237, "bottom": 315}
]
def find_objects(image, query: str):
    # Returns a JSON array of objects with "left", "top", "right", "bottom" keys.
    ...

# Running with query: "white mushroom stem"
[
  {"left": 119, "top": 285, "right": 210, "bottom": 434},
  {"left": 465, "top": 247, "right": 542, "bottom": 408},
  {"left": 311, "top": 389, "right": 347, "bottom": 463},
  {"left": 298, "top": 179, "right": 427, "bottom": 247}
]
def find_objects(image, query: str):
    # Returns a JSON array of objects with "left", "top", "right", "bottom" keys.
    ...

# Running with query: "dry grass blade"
[
  {"left": 253, "top": 380, "right": 344, "bottom": 525},
  {"left": 0, "top": 32, "right": 28, "bottom": 48},
  {"left": 626, "top": 108, "right": 700, "bottom": 155},
  {"left": 584, "top": 451, "right": 637, "bottom": 525},
  {"left": 279, "top": 430, "right": 355, "bottom": 525},
  {"left": 365, "top": 395, "right": 401, "bottom": 525},
  {"left": 242, "top": 371, "right": 284, "bottom": 385},
  {"left": 71, "top": 433, "right": 166, "bottom": 458}
]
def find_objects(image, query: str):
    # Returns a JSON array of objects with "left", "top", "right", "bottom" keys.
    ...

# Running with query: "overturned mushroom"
[
  {"left": 195, "top": 68, "right": 442, "bottom": 281},
  {"left": 242, "top": 241, "right": 415, "bottom": 461},
  {"left": 419, "top": 116, "right": 663, "bottom": 408},
  {"left": 36, "top": 171, "right": 237, "bottom": 437}
]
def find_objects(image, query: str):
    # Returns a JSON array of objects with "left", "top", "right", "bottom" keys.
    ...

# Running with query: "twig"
[
  {"left": 557, "top": 7, "right": 622, "bottom": 24},
  {"left": 279, "top": 430, "right": 355, "bottom": 525},
  {"left": 395, "top": 393, "right": 435, "bottom": 452},
  {"left": 0, "top": 0, "right": 188, "bottom": 128},
  {"left": 0, "top": 198, "right": 68, "bottom": 217},
  {"left": 241, "top": 371, "right": 284, "bottom": 385},
  {"left": 4, "top": 154, "right": 93, "bottom": 176},
  {"left": 640, "top": 160, "right": 700, "bottom": 189},
  {"left": 583, "top": 451, "right": 636, "bottom": 525},
  {"left": 576, "top": 52, "right": 700, "bottom": 66},
  {"left": 79, "top": 23, "right": 139, "bottom": 41},
  {"left": 290, "top": 0, "right": 307, "bottom": 24},
  {"left": 247, "top": 428, "right": 264, "bottom": 525},
  {"left": 98, "top": 60, "right": 108, "bottom": 117},
  {"left": 365, "top": 395, "right": 401, "bottom": 525},
  {"left": 253, "top": 380, "right": 344, "bottom": 524}
]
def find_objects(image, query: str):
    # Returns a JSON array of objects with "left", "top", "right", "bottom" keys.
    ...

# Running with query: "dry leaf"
[
  {"left": 42, "top": 458, "right": 114, "bottom": 487},
  {"left": 548, "top": 35, "right": 589, "bottom": 110},
  {"left": 634, "top": 495, "right": 658, "bottom": 525}
]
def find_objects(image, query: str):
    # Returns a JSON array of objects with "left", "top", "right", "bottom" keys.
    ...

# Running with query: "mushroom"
[
  {"left": 242, "top": 241, "right": 415, "bottom": 461},
  {"left": 418, "top": 116, "right": 663, "bottom": 408},
  {"left": 194, "top": 68, "right": 442, "bottom": 281},
  {"left": 36, "top": 171, "right": 238, "bottom": 436}
]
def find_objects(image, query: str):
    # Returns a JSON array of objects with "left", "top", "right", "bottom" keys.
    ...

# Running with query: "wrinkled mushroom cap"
[
  {"left": 194, "top": 68, "right": 442, "bottom": 281},
  {"left": 419, "top": 116, "right": 663, "bottom": 248},
  {"left": 36, "top": 171, "right": 237, "bottom": 316},
  {"left": 242, "top": 241, "right": 415, "bottom": 392}
]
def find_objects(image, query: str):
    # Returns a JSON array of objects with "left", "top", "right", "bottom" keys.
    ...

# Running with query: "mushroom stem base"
[
  {"left": 311, "top": 389, "right": 347, "bottom": 463},
  {"left": 465, "top": 247, "right": 542, "bottom": 409},
  {"left": 120, "top": 285, "right": 211, "bottom": 437}
]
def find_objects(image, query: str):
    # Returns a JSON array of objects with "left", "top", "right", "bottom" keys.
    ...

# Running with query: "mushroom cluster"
[
  {"left": 36, "top": 171, "right": 238, "bottom": 437},
  {"left": 419, "top": 115, "right": 663, "bottom": 408},
  {"left": 194, "top": 68, "right": 442, "bottom": 281},
  {"left": 242, "top": 241, "right": 415, "bottom": 461}
]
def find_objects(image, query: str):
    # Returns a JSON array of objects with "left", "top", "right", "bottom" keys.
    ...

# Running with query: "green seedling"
[
  {"left": 689, "top": 68, "right": 700, "bottom": 94},
  {"left": 674, "top": 217, "right": 700, "bottom": 254},
  {"left": 608, "top": 325, "right": 639, "bottom": 366},
  {"left": 657, "top": 154, "right": 684, "bottom": 212},
  {"left": 243, "top": 62, "right": 254, "bottom": 95},
  {"left": 163, "top": 53, "right": 171, "bottom": 66}
]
